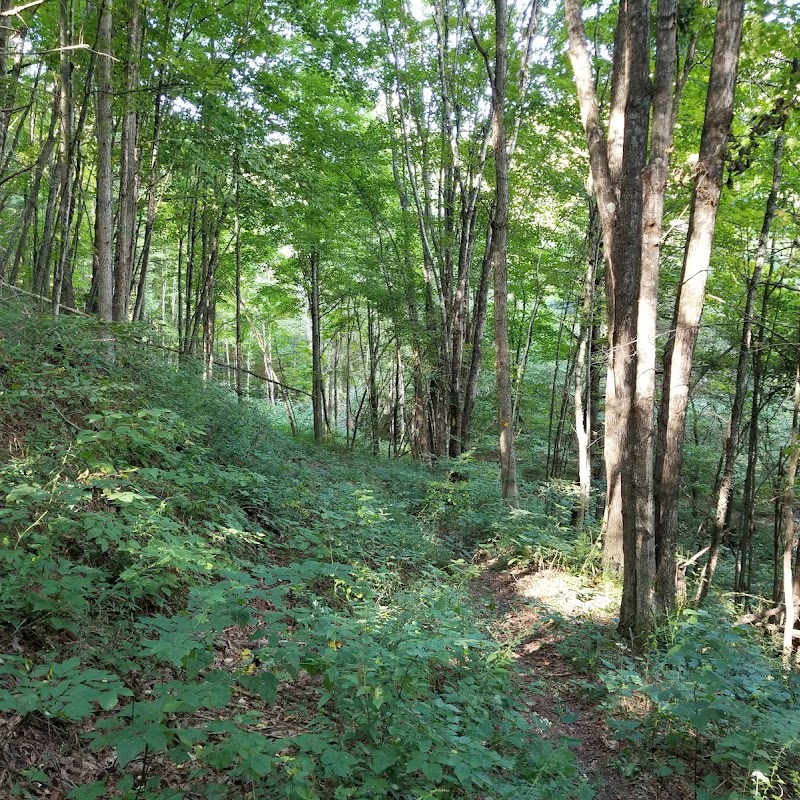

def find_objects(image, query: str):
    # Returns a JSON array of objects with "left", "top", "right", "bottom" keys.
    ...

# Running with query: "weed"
[{"left": 0, "top": 308, "right": 592, "bottom": 799}]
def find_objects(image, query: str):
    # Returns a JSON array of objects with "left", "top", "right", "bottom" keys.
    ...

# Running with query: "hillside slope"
[{"left": 0, "top": 308, "right": 590, "bottom": 800}]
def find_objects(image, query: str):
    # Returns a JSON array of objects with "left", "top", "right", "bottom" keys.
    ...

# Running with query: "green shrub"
[
  {"left": 599, "top": 609, "right": 800, "bottom": 799},
  {"left": 0, "top": 309, "right": 591, "bottom": 799}
]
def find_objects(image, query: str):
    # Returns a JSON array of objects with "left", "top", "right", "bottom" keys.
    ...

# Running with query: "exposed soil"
[{"left": 472, "top": 566, "right": 695, "bottom": 800}]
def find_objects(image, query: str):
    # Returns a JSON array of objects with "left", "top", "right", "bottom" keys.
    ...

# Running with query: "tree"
[
  {"left": 489, "top": 0, "right": 519, "bottom": 506},
  {"left": 697, "top": 135, "right": 785, "bottom": 604},
  {"left": 654, "top": 0, "right": 745, "bottom": 612},
  {"left": 381, "top": 0, "right": 539, "bottom": 461},
  {"left": 94, "top": 0, "right": 113, "bottom": 321},
  {"left": 112, "top": 1, "right": 141, "bottom": 322},
  {"left": 565, "top": 0, "right": 676, "bottom": 636}
]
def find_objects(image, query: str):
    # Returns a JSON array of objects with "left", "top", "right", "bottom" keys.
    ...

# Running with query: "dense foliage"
[
  {"left": 2, "top": 0, "right": 800, "bottom": 793},
  {"left": 0, "top": 307, "right": 596, "bottom": 799}
]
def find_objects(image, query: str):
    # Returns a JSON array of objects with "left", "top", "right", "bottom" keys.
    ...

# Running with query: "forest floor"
[
  {"left": 473, "top": 566, "right": 695, "bottom": 800},
  {"left": 3, "top": 307, "right": 798, "bottom": 800}
]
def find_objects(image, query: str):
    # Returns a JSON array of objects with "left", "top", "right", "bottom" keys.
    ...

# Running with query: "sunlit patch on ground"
[
  {"left": 511, "top": 569, "right": 619, "bottom": 622},
  {"left": 472, "top": 567, "right": 695, "bottom": 800}
]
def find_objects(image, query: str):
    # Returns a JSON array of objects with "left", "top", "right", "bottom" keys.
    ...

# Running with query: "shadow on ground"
[{"left": 472, "top": 567, "right": 694, "bottom": 800}]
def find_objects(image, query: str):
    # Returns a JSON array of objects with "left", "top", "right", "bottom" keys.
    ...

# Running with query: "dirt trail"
[{"left": 473, "top": 567, "right": 693, "bottom": 800}]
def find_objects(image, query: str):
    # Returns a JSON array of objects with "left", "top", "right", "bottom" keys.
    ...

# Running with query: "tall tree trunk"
[
  {"left": 258, "top": 322, "right": 275, "bottom": 405},
  {"left": 309, "top": 251, "right": 325, "bottom": 442},
  {"left": 182, "top": 189, "right": 198, "bottom": 351},
  {"left": 566, "top": 0, "right": 689, "bottom": 638},
  {"left": 33, "top": 158, "right": 59, "bottom": 300},
  {"left": 697, "top": 135, "right": 783, "bottom": 604},
  {"left": 655, "top": 0, "right": 745, "bottom": 605},
  {"left": 552, "top": 337, "right": 577, "bottom": 478},
  {"left": 62, "top": 156, "right": 88, "bottom": 311},
  {"left": 330, "top": 335, "right": 339, "bottom": 432},
  {"left": 133, "top": 81, "right": 164, "bottom": 322},
  {"left": 345, "top": 321, "right": 352, "bottom": 439},
  {"left": 511, "top": 285, "right": 541, "bottom": 428},
  {"left": 273, "top": 346, "right": 298, "bottom": 436},
  {"left": 176, "top": 232, "right": 184, "bottom": 350},
  {"left": 385, "top": 88, "right": 432, "bottom": 458},
  {"left": 460, "top": 222, "right": 492, "bottom": 448},
  {"left": 773, "top": 448, "right": 784, "bottom": 603},
  {"left": 565, "top": 0, "right": 638, "bottom": 577},
  {"left": 547, "top": 300, "right": 570, "bottom": 478},
  {"left": 590, "top": 319, "right": 603, "bottom": 496},
  {"left": 612, "top": 0, "right": 652, "bottom": 637},
  {"left": 0, "top": 2, "right": 31, "bottom": 177},
  {"left": 188, "top": 201, "right": 227, "bottom": 353},
  {"left": 640, "top": 0, "right": 679, "bottom": 615},
  {"left": 783, "top": 356, "right": 800, "bottom": 659},
  {"left": 112, "top": 1, "right": 141, "bottom": 321},
  {"left": 394, "top": 339, "right": 404, "bottom": 457},
  {"left": 492, "top": 0, "right": 519, "bottom": 507},
  {"left": 234, "top": 156, "right": 243, "bottom": 398},
  {"left": 202, "top": 269, "right": 216, "bottom": 379},
  {"left": 94, "top": 0, "right": 114, "bottom": 321},
  {"left": 575, "top": 198, "right": 600, "bottom": 528},
  {"left": 51, "top": 0, "right": 73, "bottom": 317},
  {"left": 224, "top": 341, "right": 232, "bottom": 388},
  {"left": 1, "top": 89, "right": 58, "bottom": 285},
  {"left": 0, "top": 0, "right": 14, "bottom": 159},
  {"left": 367, "top": 304, "right": 380, "bottom": 456},
  {"left": 735, "top": 356, "right": 761, "bottom": 603}
]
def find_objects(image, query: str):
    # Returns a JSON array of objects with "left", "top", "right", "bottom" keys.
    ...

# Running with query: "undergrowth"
[
  {"left": 554, "top": 606, "right": 800, "bottom": 799},
  {"left": 0, "top": 307, "right": 590, "bottom": 799},
  {"left": 5, "top": 305, "right": 796, "bottom": 800}
]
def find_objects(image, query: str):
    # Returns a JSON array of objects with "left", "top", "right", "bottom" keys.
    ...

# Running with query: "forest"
[{"left": 1, "top": 0, "right": 800, "bottom": 796}]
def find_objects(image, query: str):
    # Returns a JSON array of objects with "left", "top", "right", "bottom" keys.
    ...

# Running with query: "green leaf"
[
  {"left": 372, "top": 747, "right": 400, "bottom": 774},
  {"left": 115, "top": 735, "right": 147, "bottom": 768},
  {"left": 454, "top": 760, "right": 472, "bottom": 786},
  {"left": 321, "top": 748, "right": 358, "bottom": 778},
  {"left": 421, "top": 759, "right": 443, "bottom": 783},
  {"left": 246, "top": 751, "right": 273, "bottom": 777},
  {"left": 67, "top": 784, "right": 108, "bottom": 800}
]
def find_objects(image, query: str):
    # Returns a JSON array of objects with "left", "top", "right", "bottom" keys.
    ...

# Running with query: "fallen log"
[{"left": 735, "top": 605, "right": 783, "bottom": 626}]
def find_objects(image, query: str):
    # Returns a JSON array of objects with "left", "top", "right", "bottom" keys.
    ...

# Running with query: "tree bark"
[
  {"left": 565, "top": 0, "right": 626, "bottom": 573},
  {"left": 696, "top": 136, "right": 783, "bottom": 604},
  {"left": 1, "top": 87, "right": 58, "bottom": 285},
  {"left": 460, "top": 221, "right": 492, "bottom": 448},
  {"left": 546, "top": 300, "right": 569, "bottom": 478},
  {"left": 553, "top": 316, "right": 579, "bottom": 479},
  {"left": 511, "top": 285, "right": 541, "bottom": 428},
  {"left": 491, "top": 0, "right": 519, "bottom": 507},
  {"left": 612, "top": 0, "right": 652, "bottom": 637},
  {"left": 566, "top": 0, "right": 649, "bottom": 599},
  {"left": 567, "top": 0, "right": 696, "bottom": 637},
  {"left": 641, "top": 0, "right": 679, "bottom": 615},
  {"left": 0, "top": 0, "right": 14, "bottom": 159},
  {"left": 51, "top": 0, "right": 73, "bottom": 317},
  {"left": 234, "top": 155, "right": 243, "bottom": 399},
  {"left": 575, "top": 200, "right": 600, "bottom": 528},
  {"left": 112, "top": 0, "right": 141, "bottom": 322},
  {"left": 133, "top": 80, "right": 164, "bottom": 322},
  {"left": 656, "top": 0, "right": 745, "bottom": 605},
  {"left": 93, "top": 0, "right": 113, "bottom": 321},
  {"left": 385, "top": 2, "right": 537, "bottom": 461},
  {"left": 309, "top": 251, "right": 325, "bottom": 442},
  {"left": 783, "top": 357, "right": 800, "bottom": 659},
  {"left": 367, "top": 304, "right": 380, "bottom": 456}
]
